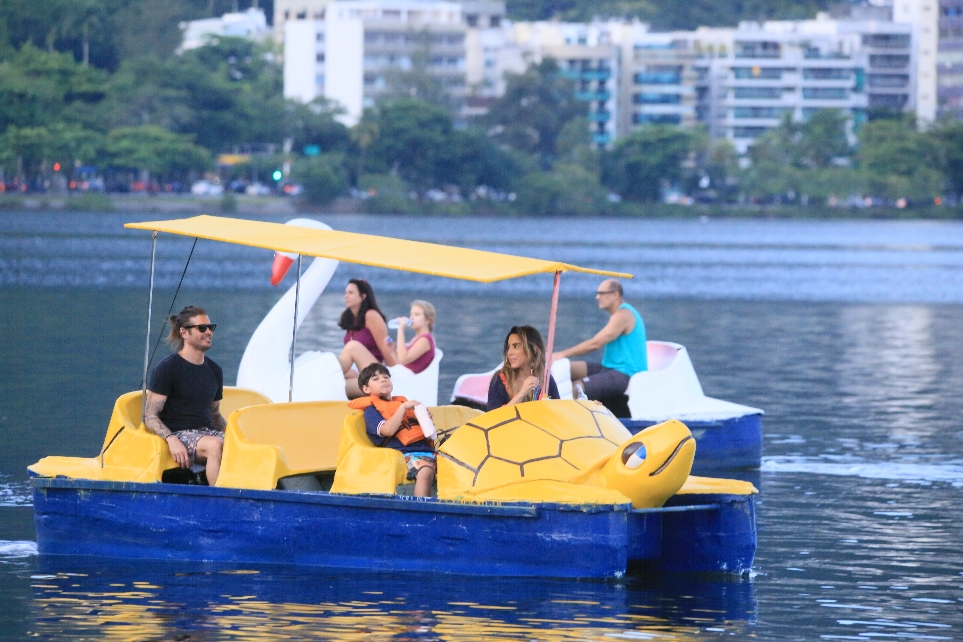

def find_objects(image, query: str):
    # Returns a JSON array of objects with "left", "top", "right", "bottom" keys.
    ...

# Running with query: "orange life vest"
[{"left": 348, "top": 395, "right": 427, "bottom": 446}]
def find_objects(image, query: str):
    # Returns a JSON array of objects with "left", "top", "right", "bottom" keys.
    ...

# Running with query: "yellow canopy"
[{"left": 125, "top": 215, "right": 631, "bottom": 283}]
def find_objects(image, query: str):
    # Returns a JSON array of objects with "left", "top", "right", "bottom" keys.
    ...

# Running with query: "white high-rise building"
[
  {"left": 283, "top": 0, "right": 467, "bottom": 124},
  {"left": 892, "top": 0, "right": 939, "bottom": 123},
  {"left": 679, "top": 14, "right": 917, "bottom": 152}
]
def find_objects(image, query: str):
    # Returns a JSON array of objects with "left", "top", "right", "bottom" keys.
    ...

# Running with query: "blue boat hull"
[
  {"left": 621, "top": 413, "right": 762, "bottom": 473},
  {"left": 31, "top": 477, "right": 756, "bottom": 578}
]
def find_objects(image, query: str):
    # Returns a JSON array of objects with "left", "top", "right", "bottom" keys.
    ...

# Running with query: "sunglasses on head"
[{"left": 184, "top": 323, "right": 217, "bottom": 333}]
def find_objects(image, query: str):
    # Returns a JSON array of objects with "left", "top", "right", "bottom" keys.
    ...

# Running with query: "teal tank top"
[{"left": 601, "top": 303, "right": 647, "bottom": 377}]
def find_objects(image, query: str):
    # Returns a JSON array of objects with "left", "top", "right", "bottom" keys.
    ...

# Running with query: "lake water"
[{"left": 2, "top": 211, "right": 963, "bottom": 640}]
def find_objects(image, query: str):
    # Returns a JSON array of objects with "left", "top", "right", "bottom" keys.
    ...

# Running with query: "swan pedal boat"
[{"left": 28, "top": 216, "right": 757, "bottom": 579}]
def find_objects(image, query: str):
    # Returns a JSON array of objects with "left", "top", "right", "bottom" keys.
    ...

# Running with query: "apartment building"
[
  {"left": 939, "top": 0, "right": 963, "bottom": 118},
  {"left": 495, "top": 21, "right": 619, "bottom": 146},
  {"left": 681, "top": 15, "right": 915, "bottom": 153},
  {"left": 284, "top": 0, "right": 467, "bottom": 125},
  {"left": 613, "top": 26, "right": 699, "bottom": 136}
]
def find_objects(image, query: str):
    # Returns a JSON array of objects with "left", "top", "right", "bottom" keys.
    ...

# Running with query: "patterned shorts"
[
  {"left": 174, "top": 429, "right": 224, "bottom": 465},
  {"left": 404, "top": 452, "right": 437, "bottom": 481}
]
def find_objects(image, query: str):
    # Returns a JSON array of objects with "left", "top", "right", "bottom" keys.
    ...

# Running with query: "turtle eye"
[{"left": 621, "top": 441, "right": 647, "bottom": 469}]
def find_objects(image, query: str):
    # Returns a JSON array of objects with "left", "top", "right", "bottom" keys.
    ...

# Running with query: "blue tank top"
[{"left": 601, "top": 303, "right": 647, "bottom": 377}]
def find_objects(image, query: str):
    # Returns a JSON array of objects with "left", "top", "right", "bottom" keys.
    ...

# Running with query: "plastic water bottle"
[
  {"left": 387, "top": 318, "right": 410, "bottom": 330},
  {"left": 575, "top": 384, "right": 588, "bottom": 401}
]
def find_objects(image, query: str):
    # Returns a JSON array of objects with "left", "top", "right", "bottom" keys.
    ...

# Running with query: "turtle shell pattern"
[{"left": 437, "top": 399, "right": 632, "bottom": 494}]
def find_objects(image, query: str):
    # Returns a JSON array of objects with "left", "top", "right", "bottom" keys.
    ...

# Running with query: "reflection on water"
[{"left": 27, "top": 561, "right": 756, "bottom": 640}]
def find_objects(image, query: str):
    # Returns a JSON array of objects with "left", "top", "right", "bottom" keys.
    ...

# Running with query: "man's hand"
[{"left": 166, "top": 435, "right": 190, "bottom": 468}]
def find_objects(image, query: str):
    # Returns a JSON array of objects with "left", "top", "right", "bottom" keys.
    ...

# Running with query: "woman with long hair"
[
  {"left": 338, "top": 278, "right": 396, "bottom": 397},
  {"left": 486, "top": 325, "right": 560, "bottom": 411},
  {"left": 391, "top": 299, "right": 437, "bottom": 374}
]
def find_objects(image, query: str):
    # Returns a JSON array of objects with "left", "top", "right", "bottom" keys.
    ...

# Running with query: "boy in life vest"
[{"left": 348, "top": 363, "right": 436, "bottom": 497}]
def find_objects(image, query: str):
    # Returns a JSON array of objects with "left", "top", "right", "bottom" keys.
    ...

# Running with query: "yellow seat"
[
  {"left": 330, "top": 405, "right": 482, "bottom": 495},
  {"left": 217, "top": 401, "right": 354, "bottom": 490},
  {"left": 29, "top": 387, "right": 272, "bottom": 483}
]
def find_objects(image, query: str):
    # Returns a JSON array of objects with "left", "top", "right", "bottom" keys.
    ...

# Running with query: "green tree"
[
  {"left": 293, "top": 153, "right": 349, "bottom": 206},
  {"left": 104, "top": 124, "right": 210, "bottom": 180},
  {"left": 930, "top": 120, "right": 963, "bottom": 199},
  {"left": 602, "top": 125, "right": 696, "bottom": 202},
  {"left": 513, "top": 164, "right": 609, "bottom": 216},
  {"left": 857, "top": 118, "right": 943, "bottom": 201},
  {"left": 366, "top": 98, "right": 454, "bottom": 190},
  {"left": 797, "top": 109, "right": 849, "bottom": 168},
  {"left": 481, "top": 59, "right": 582, "bottom": 163},
  {"left": 0, "top": 44, "right": 108, "bottom": 130}
]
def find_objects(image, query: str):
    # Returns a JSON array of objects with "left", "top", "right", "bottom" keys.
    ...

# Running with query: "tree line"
[{"left": 3, "top": 0, "right": 963, "bottom": 214}]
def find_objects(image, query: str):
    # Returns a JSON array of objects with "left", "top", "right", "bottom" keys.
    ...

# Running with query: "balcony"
[{"left": 588, "top": 110, "right": 612, "bottom": 122}]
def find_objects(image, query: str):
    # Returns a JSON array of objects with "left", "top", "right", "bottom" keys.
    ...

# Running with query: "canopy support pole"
[
  {"left": 543, "top": 270, "right": 561, "bottom": 395},
  {"left": 288, "top": 254, "right": 302, "bottom": 403},
  {"left": 141, "top": 231, "right": 158, "bottom": 421}
]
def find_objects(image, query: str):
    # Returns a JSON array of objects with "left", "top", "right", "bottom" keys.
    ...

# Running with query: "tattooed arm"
[
  {"left": 145, "top": 391, "right": 190, "bottom": 468},
  {"left": 210, "top": 400, "right": 227, "bottom": 431}
]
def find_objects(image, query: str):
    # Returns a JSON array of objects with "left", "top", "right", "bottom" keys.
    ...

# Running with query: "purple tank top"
[
  {"left": 344, "top": 326, "right": 384, "bottom": 362},
  {"left": 404, "top": 334, "right": 436, "bottom": 374}
]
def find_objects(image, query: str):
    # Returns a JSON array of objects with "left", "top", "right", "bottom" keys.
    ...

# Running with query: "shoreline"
[{"left": 1, "top": 192, "right": 961, "bottom": 220}]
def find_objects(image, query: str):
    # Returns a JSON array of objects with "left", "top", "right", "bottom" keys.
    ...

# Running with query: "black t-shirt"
[{"left": 149, "top": 352, "right": 224, "bottom": 433}]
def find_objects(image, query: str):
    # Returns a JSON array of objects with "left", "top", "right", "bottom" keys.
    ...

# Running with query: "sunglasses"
[
  {"left": 184, "top": 323, "right": 217, "bottom": 333},
  {"left": 595, "top": 290, "right": 618, "bottom": 296}
]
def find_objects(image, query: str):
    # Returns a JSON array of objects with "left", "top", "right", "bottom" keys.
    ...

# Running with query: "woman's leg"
[{"left": 339, "top": 340, "right": 379, "bottom": 374}]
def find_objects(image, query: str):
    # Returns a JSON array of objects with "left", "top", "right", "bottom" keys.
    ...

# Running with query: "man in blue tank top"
[{"left": 555, "top": 279, "right": 647, "bottom": 402}]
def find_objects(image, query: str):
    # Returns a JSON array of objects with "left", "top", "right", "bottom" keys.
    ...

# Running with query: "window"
[
  {"left": 633, "top": 92, "right": 681, "bottom": 104},
  {"left": 490, "top": 15, "right": 501, "bottom": 27},
  {"left": 733, "top": 126, "right": 768, "bottom": 137},
  {"left": 732, "top": 106, "right": 787, "bottom": 118},
  {"left": 634, "top": 66, "right": 683, "bottom": 84},
  {"left": 316, "top": 53, "right": 325, "bottom": 62},
  {"left": 733, "top": 66, "right": 784, "bottom": 79},
  {"left": 733, "top": 87, "right": 782, "bottom": 99},
  {"left": 803, "top": 68, "right": 851, "bottom": 80},
  {"left": 869, "top": 54, "right": 910, "bottom": 68},
  {"left": 862, "top": 34, "right": 910, "bottom": 49},
  {"left": 734, "top": 41, "right": 780, "bottom": 59},
  {"left": 633, "top": 113, "right": 681, "bottom": 124},
  {"left": 802, "top": 88, "right": 848, "bottom": 99},
  {"left": 867, "top": 74, "right": 909, "bottom": 88},
  {"left": 869, "top": 94, "right": 908, "bottom": 109}
]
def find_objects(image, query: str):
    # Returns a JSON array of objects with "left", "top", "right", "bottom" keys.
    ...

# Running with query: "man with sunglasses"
[
  {"left": 555, "top": 279, "right": 647, "bottom": 410},
  {"left": 145, "top": 305, "right": 226, "bottom": 486}
]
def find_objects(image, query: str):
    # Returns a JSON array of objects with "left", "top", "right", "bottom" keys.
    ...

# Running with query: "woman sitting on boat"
[
  {"left": 391, "top": 299, "right": 437, "bottom": 374},
  {"left": 339, "top": 278, "right": 395, "bottom": 398},
  {"left": 487, "top": 325, "right": 560, "bottom": 411}
]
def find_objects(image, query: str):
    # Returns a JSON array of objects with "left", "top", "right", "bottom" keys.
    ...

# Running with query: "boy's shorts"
[
  {"left": 173, "top": 428, "right": 224, "bottom": 466},
  {"left": 404, "top": 452, "right": 436, "bottom": 480}
]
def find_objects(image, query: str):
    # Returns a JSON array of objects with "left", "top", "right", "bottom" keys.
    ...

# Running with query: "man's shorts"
[
  {"left": 404, "top": 452, "right": 437, "bottom": 481},
  {"left": 173, "top": 428, "right": 224, "bottom": 466},
  {"left": 581, "top": 362, "right": 631, "bottom": 400}
]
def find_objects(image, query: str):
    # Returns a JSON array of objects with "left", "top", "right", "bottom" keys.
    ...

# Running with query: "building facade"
[
  {"left": 284, "top": 0, "right": 467, "bottom": 124},
  {"left": 680, "top": 15, "right": 915, "bottom": 153}
]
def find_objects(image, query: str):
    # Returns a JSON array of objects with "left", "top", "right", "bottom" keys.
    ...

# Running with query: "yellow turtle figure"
[{"left": 437, "top": 399, "right": 696, "bottom": 508}]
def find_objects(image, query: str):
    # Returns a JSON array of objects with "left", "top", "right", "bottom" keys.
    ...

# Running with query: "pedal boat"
[{"left": 28, "top": 215, "right": 757, "bottom": 579}]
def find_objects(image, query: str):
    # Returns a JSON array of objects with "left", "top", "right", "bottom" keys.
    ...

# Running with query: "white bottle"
[
  {"left": 413, "top": 404, "right": 437, "bottom": 440},
  {"left": 575, "top": 384, "right": 589, "bottom": 401},
  {"left": 387, "top": 318, "right": 410, "bottom": 330}
]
